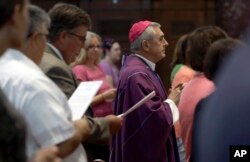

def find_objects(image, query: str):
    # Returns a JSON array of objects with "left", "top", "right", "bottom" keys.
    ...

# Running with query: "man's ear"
[
  {"left": 58, "top": 31, "right": 68, "bottom": 43},
  {"left": 5, "top": 4, "right": 25, "bottom": 48},
  {"left": 6, "top": 4, "right": 21, "bottom": 28},
  {"left": 31, "top": 32, "right": 41, "bottom": 44},
  {"left": 142, "top": 40, "right": 150, "bottom": 51}
]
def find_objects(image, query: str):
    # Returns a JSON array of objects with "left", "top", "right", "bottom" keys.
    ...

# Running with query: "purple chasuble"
[{"left": 110, "top": 55, "right": 180, "bottom": 162}]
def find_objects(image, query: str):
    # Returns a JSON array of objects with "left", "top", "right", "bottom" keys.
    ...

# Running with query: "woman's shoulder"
[
  {"left": 72, "top": 64, "right": 88, "bottom": 70},
  {"left": 72, "top": 64, "right": 89, "bottom": 75}
]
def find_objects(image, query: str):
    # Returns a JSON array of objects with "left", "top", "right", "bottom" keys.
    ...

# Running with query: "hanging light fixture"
[{"left": 112, "top": 0, "right": 118, "bottom": 4}]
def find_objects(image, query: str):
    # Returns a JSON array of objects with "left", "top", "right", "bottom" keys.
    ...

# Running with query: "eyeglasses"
[
  {"left": 27, "top": 31, "right": 48, "bottom": 39},
  {"left": 39, "top": 32, "right": 49, "bottom": 39},
  {"left": 88, "top": 44, "right": 102, "bottom": 49},
  {"left": 67, "top": 32, "right": 86, "bottom": 43}
]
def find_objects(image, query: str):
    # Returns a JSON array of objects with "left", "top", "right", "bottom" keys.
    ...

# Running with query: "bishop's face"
[{"left": 147, "top": 26, "right": 168, "bottom": 63}]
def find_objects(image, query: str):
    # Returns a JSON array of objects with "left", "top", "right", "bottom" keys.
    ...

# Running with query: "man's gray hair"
[
  {"left": 130, "top": 22, "right": 161, "bottom": 52},
  {"left": 27, "top": 5, "right": 50, "bottom": 37}
]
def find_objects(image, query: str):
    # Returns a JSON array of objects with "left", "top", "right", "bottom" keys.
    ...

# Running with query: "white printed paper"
[
  {"left": 68, "top": 81, "right": 102, "bottom": 120},
  {"left": 118, "top": 91, "right": 156, "bottom": 118}
]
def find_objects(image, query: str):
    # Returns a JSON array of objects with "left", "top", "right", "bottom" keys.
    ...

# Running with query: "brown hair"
[
  {"left": 48, "top": 3, "right": 91, "bottom": 42},
  {"left": 170, "top": 34, "right": 189, "bottom": 69},
  {"left": 204, "top": 38, "right": 243, "bottom": 81},
  {"left": 0, "top": 0, "right": 25, "bottom": 27},
  {"left": 186, "top": 26, "right": 229, "bottom": 72}
]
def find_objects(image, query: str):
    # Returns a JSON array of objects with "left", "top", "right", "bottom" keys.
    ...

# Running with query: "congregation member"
[
  {"left": 0, "top": 4, "right": 91, "bottom": 162},
  {"left": 39, "top": 3, "right": 122, "bottom": 161},
  {"left": 0, "top": 0, "right": 29, "bottom": 161},
  {"left": 178, "top": 26, "right": 229, "bottom": 162},
  {"left": 170, "top": 34, "right": 196, "bottom": 162},
  {"left": 72, "top": 31, "right": 116, "bottom": 118},
  {"left": 71, "top": 31, "right": 117, "bottom": 162},
  {"left": 111, "top": 20, "right": 182, "bottom": 162},
  {"left": 170, "top": 34, "right": 196, "bottom": 89},
  {"left": 191, "top": 38, "right": 244, "bottom": 162},
  {"left": 0, "top": 1, "right": 60, "bottom": 162},
  {"left": 100, "top": 38, "right": 122, "bottom": 88}
]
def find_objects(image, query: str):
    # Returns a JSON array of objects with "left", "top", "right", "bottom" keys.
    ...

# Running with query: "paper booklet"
[
  {"left": 68, "top": 80, "right": 103, "bottom": 120},
  {"left": 118, "top": 91, "right": 156, "bottom": 118}
]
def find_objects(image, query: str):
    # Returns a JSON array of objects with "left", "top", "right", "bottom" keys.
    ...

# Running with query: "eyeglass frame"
[
  {"left": 26, "top": 31, "right": 48, "bottom": 39},
  {"left": 87, "top": 44, "right": 102, "bottom": 50},
  {"left": 67, "top": 31, "right": 86, "bottom": 43}
]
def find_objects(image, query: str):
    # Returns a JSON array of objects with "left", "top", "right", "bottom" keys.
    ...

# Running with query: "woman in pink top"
[
  {"left": 72, "top": 31, "right": 116, "bottom": 117},
  {"left": 170, "top": 34, "right": 196, "bottom": 89},
  {"left": 170, "top": 34, "right": 196, "bottom": 162},
  {"left": 178, "top": 26, "right": 229, "bottom": 162}
]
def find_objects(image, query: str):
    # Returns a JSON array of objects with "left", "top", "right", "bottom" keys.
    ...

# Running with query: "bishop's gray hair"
[{"left": 130, "top": 22, "right": 161, "bottom": 52}]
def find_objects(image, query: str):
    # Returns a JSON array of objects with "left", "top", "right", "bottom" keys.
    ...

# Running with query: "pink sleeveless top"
[{"left": 72, "top": 64, "right": 113, "bottom": 117}]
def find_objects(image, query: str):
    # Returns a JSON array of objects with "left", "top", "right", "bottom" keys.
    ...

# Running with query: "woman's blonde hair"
[{"left": 71, "top": 31, "right": 102, "bottom": 67}]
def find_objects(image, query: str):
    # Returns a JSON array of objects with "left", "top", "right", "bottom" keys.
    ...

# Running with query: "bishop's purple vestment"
[{"left": 110, "top": 55, "right": 179, "bottom": 162}]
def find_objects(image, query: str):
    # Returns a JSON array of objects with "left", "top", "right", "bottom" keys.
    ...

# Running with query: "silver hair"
[
  {"left": 27, "top": 5, "right": 50, "bottom": 37},
  {"left": 84, "top": 31, "right": 102, "bottom": 49},
  {"left": 130, "top": 22, "right": 161, "bottom": 52}
]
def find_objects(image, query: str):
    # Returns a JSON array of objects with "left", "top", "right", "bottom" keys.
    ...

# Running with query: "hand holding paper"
[{"left": 118, "top": 91, "right": 156, "bottom": 118}]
